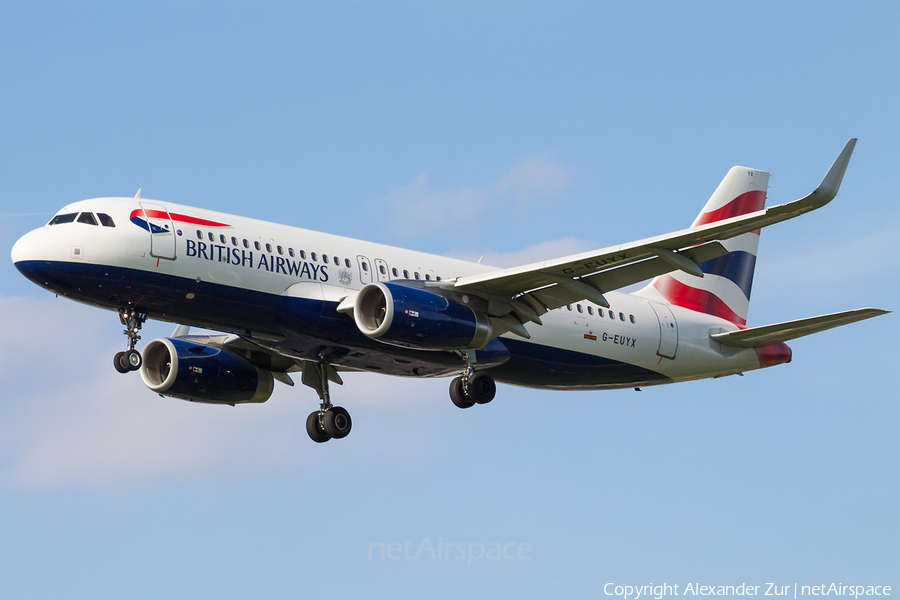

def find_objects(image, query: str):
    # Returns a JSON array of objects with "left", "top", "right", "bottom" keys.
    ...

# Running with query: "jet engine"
[
  {"left": 140, "top": 338, "right": 274, "bottom": 404},
  {"left": 353, "top": 282, "right": 492, "bottom": 350}
]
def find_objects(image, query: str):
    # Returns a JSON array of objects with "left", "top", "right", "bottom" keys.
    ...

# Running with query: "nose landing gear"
[{"left": 114, "top": 308, "right": 147, "bottom": 373}]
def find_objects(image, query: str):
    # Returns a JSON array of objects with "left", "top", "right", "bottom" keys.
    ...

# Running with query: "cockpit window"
[
  {"left": 48, "top": 213, "right": 77, "bottom": 225},
  {"left": 77, "top": 212, "right": 99, "bottom": 226},
  {"left": 97, "top": 213, "right": 115, "bottom": 227}
]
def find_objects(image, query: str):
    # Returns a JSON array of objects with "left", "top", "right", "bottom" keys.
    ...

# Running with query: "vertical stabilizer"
[{"left": 640, "top": 166, "right": 769, "bottom": 326}]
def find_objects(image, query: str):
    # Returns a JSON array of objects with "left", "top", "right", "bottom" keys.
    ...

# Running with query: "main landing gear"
[
  {"left": 303, "top": 362, "right": 352, "bottom": 443},
  {"left": 449, "top": 353, "right": 496, "bottom": 409},
  {"left": 114, "top": 308, "right": 147, "bottom": 374}
]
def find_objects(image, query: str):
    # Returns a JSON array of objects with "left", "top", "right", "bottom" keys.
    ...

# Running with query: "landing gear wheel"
[
  {"left": 114, "top": 351, "right": 130, "bottom": 374},
  {"left": 324, "top": 406, "right": 352, "bottom": 439},
  {"left": 306, "top": 411, "right": 332, "bottom": 443},
  {"left": 450, "top": 377, "right": 475, "bottom": 409},
  {"left": 302, "top": 362, "right": 355, "bottom": 441},
  {"left": 125, "top": 349, "right": 142, "bottom": 371},
  {"left": 467, "top": 372, "right": 496, "bottom": 404}
]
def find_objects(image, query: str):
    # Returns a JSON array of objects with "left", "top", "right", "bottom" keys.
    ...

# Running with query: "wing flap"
[{"left": 710, "top": 308, "right": 889, "bottom": 348}]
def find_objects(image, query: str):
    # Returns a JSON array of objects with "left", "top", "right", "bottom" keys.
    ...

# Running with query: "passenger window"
[
  {"left": 425, "top": 274, "right": 431, "bottom": 280},
  {"left": 392, "top": 268, "right": 399, "bottom": 277},
  {"left": 403, "top": 270, "right": 409, "bottom": 278},
  {"left": 48, "top": 213, "right": 77, "bottom": 225},
  {"left": 436, "top": 276, "right": 442, "bottom": 281},
  {"left": 333, "top": 256, "right": 339, "bottom": 266},
  {"left": 97, "top": 213, "right": 115, "bottom": 227},
  {"left": 231, "top": 236, "right": 237, "bottom": 246},
  {"left": 609, "top": 311, "right": 615, "bottom": 320},
  {"left": 77, "top": 212, "right": 98, "bottom": 226},
  {"left": 322, "top": 254, "right": 328, "bottom": 263},
  {"left": 254, "top": 241, "right": 261, "bottom": 251},
  {"left": 567, "top": 305, "right": 572, "bottom": 311},
  {"left": 619, "top": 312, "right": 625, "bottom": 321},
  {"left": 587, "top": 306, "right": 594, "bottom": 315},
  {"left": 300, "top": 250, "right": 306, "bottom": 259},
  {"left": 277, "top": 246, "right": 284, "bottom": 255},
  {"left": 414, "top": 272, "right": 420, "bottom": 280},
  {"left": 243, "top": 239, "right": 249, "bottom": 248},
  {"left": 630, "top": 315, "right": 636, "bottom": 324},
  {"left": 311, "top": 252, "right": 317, "bottom": 261},
  {"left": 379, "top": 265, "right": 386, "bottom": 275},
  {"left": 197, "top": 230, "right": 203, "bottom": 240},
  {"left": 289, "top": 248, "right": 295, "bottom": 257},
  {"left": 207, "top": 232, "right": 213, "bottom": 242},
  {"left": 345, "top": 259, "right": 351, "bottom": 268},
  {"left": 577, "top": 304, "right": 583, "bottom": 313},
  {"left": 266, "top": 243, "right": 273, "bottom": 253},
  {"left": 599, "top": 309, "right": 604, "bottom": 317},
  {"left": 362, "top": 262, "right": 368, "bottom": 272},
  {"left": 219, "top": 234, "right": 225, "bottom": 244}
]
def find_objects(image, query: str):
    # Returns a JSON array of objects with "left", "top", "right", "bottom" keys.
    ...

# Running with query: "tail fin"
[{"left": 642, "top": 166, "right": 769, "bottom": 327}]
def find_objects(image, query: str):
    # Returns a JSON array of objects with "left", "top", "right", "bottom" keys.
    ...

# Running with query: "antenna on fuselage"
[{"left": 134, "top": 189, "right": 142, "bottom": 198}]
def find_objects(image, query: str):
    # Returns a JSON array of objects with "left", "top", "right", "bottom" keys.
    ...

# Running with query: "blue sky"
[{"left": 1, "top": 2, "right": 897, "bottom": 598}]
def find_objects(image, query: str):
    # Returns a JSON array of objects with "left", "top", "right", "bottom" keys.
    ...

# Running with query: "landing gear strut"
[
  {"left": 303, "top": 362, "right": 352, "bottom": 443},
  {"left": 449, "top": 351, "right": 496, "bottom": 409},
  {"left": 114, "top": 308, "right": 147, "bottom": 373}
]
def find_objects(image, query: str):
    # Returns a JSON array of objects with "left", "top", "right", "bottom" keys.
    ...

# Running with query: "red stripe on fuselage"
[
  {"left": 653, "top": 274, "right": 747, "bottom": 326},
  {"left": 130, "top": 209, "right": 230, "bottom": 228},
  {"left": 693, "top": 190, "right": 766, "bottom": 227}
]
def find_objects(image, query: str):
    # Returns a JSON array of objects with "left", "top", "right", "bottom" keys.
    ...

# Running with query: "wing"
[{"left": 449, "top": 139, "right": 858, "bottom": 330}]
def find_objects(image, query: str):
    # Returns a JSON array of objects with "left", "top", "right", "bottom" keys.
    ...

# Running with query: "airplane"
[{"left": 10, "top": 139, "right": 889, "bottom": 443}]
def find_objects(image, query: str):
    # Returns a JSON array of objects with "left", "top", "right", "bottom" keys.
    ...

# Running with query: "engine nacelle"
[
  {"left": 140, "top": 338, "right": 274, "bottom": 404},
  {"left": 353, "top": 282, "right": 492, "bottom": 350}
]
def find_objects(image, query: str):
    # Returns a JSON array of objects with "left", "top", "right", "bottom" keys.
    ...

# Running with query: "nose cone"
[
  {"left": 11, "top": 226, "right": 61, "bottom": 288},
  {"left": 11, "top": 228, "right": 40, "bottom": 269}
]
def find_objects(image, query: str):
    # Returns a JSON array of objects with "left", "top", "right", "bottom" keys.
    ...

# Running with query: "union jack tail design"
[{"left": 642, "top": 166, "right": 769, "bottom": 327}]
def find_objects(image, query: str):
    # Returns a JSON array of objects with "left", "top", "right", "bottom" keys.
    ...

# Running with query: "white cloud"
[
  {"left": 445, "top": 237, "right": 598, "bottom": 268},
  {"left": 383, "top": 155, "right": 570, "bottom": 237},
  {"left": 0, "top": 295, "right": 449, "bottom": 490},
  {"left": 762, "top": 224, "right": 900, "bottom": 288}
]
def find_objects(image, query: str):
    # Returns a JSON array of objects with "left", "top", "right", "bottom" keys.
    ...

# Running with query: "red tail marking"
[
  {"left": 653, "top": 275, "right": 747, "bottom": 326},
  {"left": 754, "top": 343, "right": 792, "bottom": 368},
  {"left": 693, "top": 190, "right": 766, "bottom": 227}
]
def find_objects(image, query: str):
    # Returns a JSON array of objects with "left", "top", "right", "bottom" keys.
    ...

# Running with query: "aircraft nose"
[
  {"left": 10, "top": 226, "right": 54, "bottom": 273},
  {"left": 11, "top": 228, "right": 38, "bottom": 267}
]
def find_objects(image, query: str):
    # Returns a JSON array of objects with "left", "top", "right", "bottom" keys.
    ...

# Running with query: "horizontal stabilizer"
[{"left": 710, "top": 308, "right": 889, "bottom": 348}]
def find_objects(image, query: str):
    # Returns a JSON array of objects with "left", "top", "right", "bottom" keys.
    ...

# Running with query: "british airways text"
[{"left": 186, "top": 240, "right": 329, "bottom": 281}]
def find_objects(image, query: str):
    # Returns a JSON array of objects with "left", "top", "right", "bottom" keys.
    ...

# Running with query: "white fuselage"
[{"left": 12, "top": 197, "right": 774, "bottom": 389}]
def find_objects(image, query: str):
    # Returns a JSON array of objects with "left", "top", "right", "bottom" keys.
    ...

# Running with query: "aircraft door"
[
  {"left": 357, "top": 255, "right": 373, "bottom": 285},
  {"left": 649, "top": 302, "right": 678, "bottom": 359},
  {"left": 374, "top": 259, "right": 390, "bottom": 281},
  {"left": 139, "top": 203, "right": 176, "bottom": 260}
]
